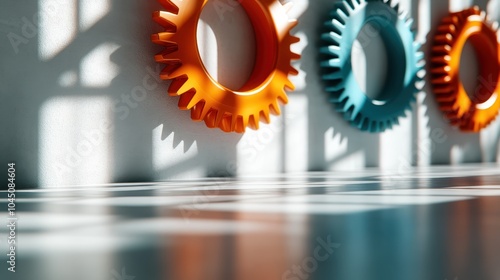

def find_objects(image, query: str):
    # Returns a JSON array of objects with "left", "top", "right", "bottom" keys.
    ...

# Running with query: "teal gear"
[{"left": 320, "top": 0, "right": 424, "bottom": 132}]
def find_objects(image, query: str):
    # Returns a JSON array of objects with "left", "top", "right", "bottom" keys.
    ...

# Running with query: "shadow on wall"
[{"left": 0, "top": 0, "right": 241, "bottom": 188}]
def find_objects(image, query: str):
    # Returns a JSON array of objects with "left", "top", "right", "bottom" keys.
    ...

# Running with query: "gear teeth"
[
  {"left": 386, "top": 120, "right": 394, "bottom": 129},
  {"left": 158, "top": 62, "right": 182, "bottom": 80},
  {"left": 360, "top": 118, "right": 370, "bottom": 131},
  {"left": 153, "top": 11, "right": 177, "bottom": 32},
  {"left": 334, "top": 97, "right": 347, "bottom": 112},
  {"left": 181, "top": 90, "right": 204, "bottom": 110},
  {"left": 320, "top": 0, "right": 420, "bottom": 133},
  {"left": 344, "top": 1, "right": 355, "bottom": 13},
  {"left": 289, "top": 35, "right": 300, "bottom": 44},
  {"left": 289, "top": 66, "right": 299, "bottom": 75},
  {"left": 415, "top": 51, "right": 424, "bottom": 62},
  {"left": 167, "top": 75, "right": 188, "bottom": 95},
  {"left": 370, "top": 121, "right": 379, "bottom": 133},
  {"left": 380, "top": 122, "right": 387, "bottom": 132},
  {"left": 215, "top": 110, "right": 227, "bottom": 127},
  {"left": 290, "top": 52, "right": 301, "bottom": 60},
  {"left": 321, "top": 58, "right": 342, "bottom": 68},
  {"left": 158, "top": 0, "right": 180, "bottom": 14},
  {"left": 430, "top": 7, "right": 500, "bottom": 132},
  {"left": 151, "top": 33, "right": 175, "bottom": 45},
  {"left": 248, "top": 114, "right": 260, "bottom": 130},
  {"left": 333, "top": 1, "right": 346, "bottom": 12},
  {"left": 328, "top": 90, "right": 344, "bottom": 102},
  {"left": 231, "top": 115, "right": 240, "bottom": 132},
  {"left": 325, "top": 19, "right": 343, "bottom": 30},
  {"left": 152, "top": 0, "right": 299, "bottom": 133},
  {"left": 177, "top": 78, "right": 197, "bottom": 94},
  {"left": 399, "top": 11, "right": 409, "bottom": 21},
  {"left": 344, "top": 103, "right": 357, "bottom": 122},
  {"left": 432, "top": 45, "right": 452, "bottom": 54},
  {"left": 322, "top": 32, "right": 342, "bottom": 45},
  {"left": 151, "top": 37, "right": 177, "bottom": 51},
  {"left": 204, "top": 109, "right": 218, "bottom": 128},
  {"left": 325, "top": 81, "right": 344, "bottom": 92},
  {"left": 431, "top": 75, "right": 451, "bottom": 85},
  {"left": 320, "top": 45, "right": 341, "bottom": 55},
  {"left": 234, "top": 116, "right": 246, "bottom": 133},
  {"left": 393, "top": 117, "right": 400, "bottom": 126},
  {"left": 284, "top": 79, "right": 295, "bottom": 91},
  {"left": 151, "top": 40, "right": 179, "bottom": 54},
  {"left": 288, "top": 19, "right": 298, "bottom": 30},
  {"left": 278, "top": 91, "right": 289, "bottom": 104},
  {"left": 434, "top": 33, "right": 453, "bottom": 44},
  {"left": 218, "top": 113, "right": 233, "bottom": 132},
  {"left": 492, "top": 21, "right": 499, "bottom": 31},
  {"left": 154, "top": 46, "right": 180, "bottom": 62},
  {"left": 406, "top": 18, "right": 414, "bottom": 28},
  {"left": 322, "top": 71, "right": 343, "bottom": 80},
  {"left": 177, "top": 90, "right": 199, "bottom": 110},
  {"left": 270, "top": 100, "right": 281, "bottom": 115},
  {"left": 393, "top": 2, "right": 400, "bottom": 13},
  {"left": 335, "top": 8, "right": 349, "bottom": 23},
  {"left": 335, "top": 19, "right": 345, "bottom": 29},
  {"left": 260, "top": 109, "right": 271, "bottom": 124},
  {"left": 480, "top": 11, "right": 487, "bottom": 20},
  {"left": 283, "top": 1, "right": 293, "bottom": 13},
  {"left": 437, "top": 24, "right": 456, "bottom": 34},
  {"left": 431, "top": 55, "right": 451, "bottom": 64},
  {"left": 334, "top": 86, "right": 348, "bottom": 99},
  {"left": 191, "top": 101, "right": 209, "bottom": 121},
  {"left": 219, "top": 116, "right": 232, "bottom": 132},
  {"left": 431, "top": 66, "right": 451, "bottom": 74},
  {"left": 433, "top": 85, "right": 453, "bottom": 95}
]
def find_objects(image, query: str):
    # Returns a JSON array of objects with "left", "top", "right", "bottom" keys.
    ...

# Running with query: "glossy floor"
[{"left": 1, "top": 164, "right": 500, "bottom": 280}]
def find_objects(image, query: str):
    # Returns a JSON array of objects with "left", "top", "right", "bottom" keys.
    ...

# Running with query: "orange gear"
[
  {"left": 151, "top": 0, "right": 300, "bottom": 133},
  {"left": 431, "top": 7, "right": 500, "bottom": 132}
]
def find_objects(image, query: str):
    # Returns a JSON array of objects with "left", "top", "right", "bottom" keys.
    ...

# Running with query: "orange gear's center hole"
[
  {"left": 458, "top": 30, "right": 499, "bottom": 107},
  {"left": 459, "top": 40, "right": 481, "bottom": 103},
  {"left": 196, "top": 0, "right": 256, "bottom": 91}
]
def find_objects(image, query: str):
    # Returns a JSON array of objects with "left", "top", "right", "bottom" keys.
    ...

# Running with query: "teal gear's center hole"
[{"left": 351, "top": 16, "right": 406, "bottom": 105}]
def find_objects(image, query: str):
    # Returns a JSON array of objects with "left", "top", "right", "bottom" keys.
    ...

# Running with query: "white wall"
[{"left": 1, "top": 0, "right": 499, "bottom": 188}]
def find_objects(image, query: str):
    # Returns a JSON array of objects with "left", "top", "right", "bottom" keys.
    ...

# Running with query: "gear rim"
[
  {"left": 430, "top": 7, "right": 500, "bottom": 132},
  {"left": 152, "top": 0, "right": 300, "bottom": 133},
  {"left": 320, "top": 0, "right": 423, "bottom": 133}
]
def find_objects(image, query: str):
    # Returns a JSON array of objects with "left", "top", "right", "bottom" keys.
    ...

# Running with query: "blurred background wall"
[{"left": 1, "top": 0, "right": 499, "bottom": 188}]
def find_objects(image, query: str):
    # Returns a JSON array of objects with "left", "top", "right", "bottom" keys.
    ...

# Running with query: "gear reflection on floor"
[{"left": 1, "top": 164, "right": 500, "bottom": 280}]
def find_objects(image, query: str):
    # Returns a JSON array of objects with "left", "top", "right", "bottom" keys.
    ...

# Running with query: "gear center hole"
[
  {"left": 197, "top": 0, "right": 256, "bottom": 91},
  {"left": 459, "top": 40, "right": 481, "bottom": 103},
  {"left": 351, "top": 22, "right": 390, "bottom": 104}
]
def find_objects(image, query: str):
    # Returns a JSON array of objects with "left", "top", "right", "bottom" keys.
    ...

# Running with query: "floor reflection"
[{"left": 1, "top": 164, "right": 500, "bottom": 280}]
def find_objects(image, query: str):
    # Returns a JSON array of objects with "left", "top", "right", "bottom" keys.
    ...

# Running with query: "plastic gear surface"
[
  {"left": 320, "top": 0, "right": 423, "bottom": 133},
  {"left": 152, "top": 0, "right": 300, "bottom": 133},
  {"left": 431, "top": 7, "right": 500, "bottom": 132}
]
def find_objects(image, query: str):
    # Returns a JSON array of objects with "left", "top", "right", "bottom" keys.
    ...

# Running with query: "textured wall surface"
[{"left": 1, "top": 0, "right": 500, "bottom": 188}]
